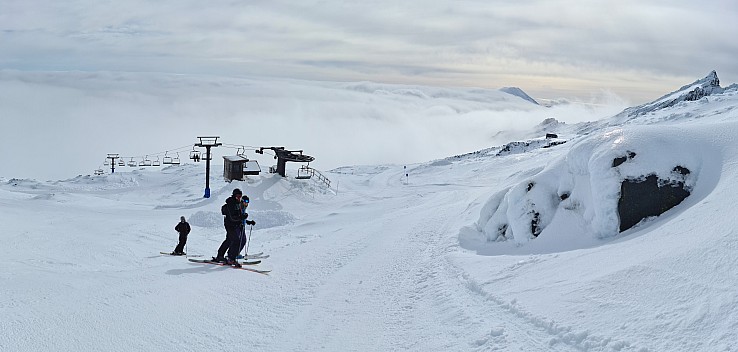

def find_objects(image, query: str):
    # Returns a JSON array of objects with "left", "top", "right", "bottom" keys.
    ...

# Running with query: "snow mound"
[
  {"left": 188, "top": 210, "right": 223, "bottom": 228},
  {"left": 462, "top": 124, "right": 722, "bottom": 255},
  {"left": 188, "top": 210, "right": 295, "bottom": 229},
  {"left": 248, "top": 210, "right": 297, "bottom": 229}
]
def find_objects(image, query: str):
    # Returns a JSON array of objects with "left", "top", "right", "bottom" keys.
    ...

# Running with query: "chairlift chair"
[
  {"left": 153, "top": 157, "right": 161, "bottom": 167},
  {"left": 128, "top": 158, "right": 137, "bottom": 167},
  {"left": 118, "top": 159, "right": 125, "bottom": 166},
  {"left": 162, "top": 152, "right": 173, "bottom": 165},
  {"left": 296, "top": 165, "right": 313, "bottom": 180},
  {"left": 143, "top": 155, "right": 153, "bottom": 166},
  {"left": 190, "top": 149, "right": 201, "bottom": 162}
]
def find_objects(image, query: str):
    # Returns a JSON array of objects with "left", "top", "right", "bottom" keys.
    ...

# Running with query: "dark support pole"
[
  {"left": 277, "top": 158, "right": 287, "bottom": 177},
  {"left": 195, "top": 137, "right": 221, "bottom": 199},
  {"left": 204, "top": 146, "right": 212, "bottom": 198},
  {"left": 107, "top": 154, "right": 119, "bottom": 174}
]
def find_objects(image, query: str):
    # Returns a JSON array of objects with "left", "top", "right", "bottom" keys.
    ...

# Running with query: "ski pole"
[
  {"left": 245, "top": 225, "right": 253, "bottom": 257},
  {"left": 239, "top": 225, "right": 245, "bottom": 259}
]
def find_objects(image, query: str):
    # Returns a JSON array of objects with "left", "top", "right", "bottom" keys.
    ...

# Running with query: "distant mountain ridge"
[
  {"left": 623, "top": 70, "right": 738, "bottom": 117},
  {"left": 499, "top": 86, "right": 539, "bottom": 105}
]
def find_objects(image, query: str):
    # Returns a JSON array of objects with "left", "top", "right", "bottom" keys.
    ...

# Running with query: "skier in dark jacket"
[
  {"left": 171, "top": 216, "right": 191, "bottom": 255},
  {"left": 238, "top": 195, "right": 256, "bottom": 255},
  {"left": 213, "top": 189, "right": 253, "bottom": 267}
]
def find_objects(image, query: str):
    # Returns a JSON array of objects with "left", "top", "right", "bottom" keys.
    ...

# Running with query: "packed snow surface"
[{"left": 2, "top": 74, "right": 738, "bottom": 351}]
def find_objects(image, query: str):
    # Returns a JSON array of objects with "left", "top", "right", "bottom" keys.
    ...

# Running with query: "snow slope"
[{"left": 2, "top": 73, "right": 738, "bottom": 351}]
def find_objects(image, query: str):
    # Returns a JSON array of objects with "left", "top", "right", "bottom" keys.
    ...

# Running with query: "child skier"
[{"left": 171, "top": 216, "right": 191, "bottom": 255}]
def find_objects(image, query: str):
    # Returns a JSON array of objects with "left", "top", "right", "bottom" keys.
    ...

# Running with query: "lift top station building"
[{"left": 256, "top": 147, "right": 315, "bottom": 177}]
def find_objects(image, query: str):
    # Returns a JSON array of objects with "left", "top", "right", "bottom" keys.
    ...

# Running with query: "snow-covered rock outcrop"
[
  {"left": 473, "top": 125, "right": 716, "bottom": 244},
  {"left": 623, "top": 70, "right": 724, "bottom": 117},
  {"left": 495, "top": 137, "right": 566, "bottom": 157}
]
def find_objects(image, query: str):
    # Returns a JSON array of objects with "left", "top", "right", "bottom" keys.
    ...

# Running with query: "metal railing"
[{"left": 298, "top": 165, "right": 332, "bottom": 189}]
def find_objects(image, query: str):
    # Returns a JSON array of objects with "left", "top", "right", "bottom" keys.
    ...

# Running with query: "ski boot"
[{"left": 227, "top": 259, "right": 242, "bottom": 268}]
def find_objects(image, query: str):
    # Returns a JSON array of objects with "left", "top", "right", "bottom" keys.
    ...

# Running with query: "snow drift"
[{"left": 471, "top": 125, "right": 720, "bottom": 246}]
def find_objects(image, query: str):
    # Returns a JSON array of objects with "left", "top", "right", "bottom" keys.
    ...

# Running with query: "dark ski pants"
[
  {"left": 217, "top": 226, "right": 244, "bottom": 260},
  {"left": 174, "top": 233, "right": 188, "bottom": 254}
]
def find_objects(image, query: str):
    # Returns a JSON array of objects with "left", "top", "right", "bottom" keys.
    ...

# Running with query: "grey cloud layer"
[{"left": 1, "top": 0, "right": 736, "bottom": 102}]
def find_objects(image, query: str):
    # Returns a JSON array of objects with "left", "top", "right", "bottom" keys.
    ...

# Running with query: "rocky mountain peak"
[{"left": 623, "top": 71, "right": 725, "bottom": 117}]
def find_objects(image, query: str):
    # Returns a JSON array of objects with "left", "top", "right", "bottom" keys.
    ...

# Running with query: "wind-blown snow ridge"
[{"left": 622, "top": 70, "right": 735, "bottom": 117}]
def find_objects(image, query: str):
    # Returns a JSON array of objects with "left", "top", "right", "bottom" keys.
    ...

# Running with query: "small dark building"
[
  {"left": 545, "top": 133, "right": 558, "bottom": 139},
  {"left": 223, "top": 155, "right": 260, "bottom": 181}
]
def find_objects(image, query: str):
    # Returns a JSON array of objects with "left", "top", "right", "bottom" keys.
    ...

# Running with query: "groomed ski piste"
[{"left": 2, "top": 72, "right": 738, "bottom": 351}]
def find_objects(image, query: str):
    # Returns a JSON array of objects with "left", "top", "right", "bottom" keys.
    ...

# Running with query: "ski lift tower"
[
  {"left": 256, "top": 147, "right": 314, "bottom": 177},
  {"left": 106, "top": 154, "right": 120, "bottom": 174},
  {"left": 195, "top": 136, "right": 222, "bottom": 198}
]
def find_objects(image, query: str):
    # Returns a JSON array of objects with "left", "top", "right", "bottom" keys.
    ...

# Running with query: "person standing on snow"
[
  {"left": 213, "top": 189, "right": 254, "bottom": 267},
  {"left": 238, "top": 195, "right": 256, "bottom": 255},
  {"left": 171, "top": 216, "right": 191, "bottom": 255}
]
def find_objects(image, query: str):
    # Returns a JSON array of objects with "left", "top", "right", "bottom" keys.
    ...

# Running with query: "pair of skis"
[
  {"left": 161, "top": 251, "right": 271, "bottom": 275},
  {"left": 160, "top": 251, "right": 269, "bottom": 260},
  {"left": 160, "top": 252, "right": 203, "bottom": 258},
  {"left": 188, "top": 258, "right": 271, "bottom": 275}
]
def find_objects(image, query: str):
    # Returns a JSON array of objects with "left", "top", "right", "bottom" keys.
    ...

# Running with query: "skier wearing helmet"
[
  {"left": 170, "top": 216, "right": 191, "bottom": 255},
  {"left": 212, "top": 188, "right": 249, "bottom": 267}
]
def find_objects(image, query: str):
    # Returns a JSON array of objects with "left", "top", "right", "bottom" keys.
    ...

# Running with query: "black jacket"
[
  {"left": 175, "top": 221, "right": 191, "bottom": 235},
  {"left": 223, "top": 196, "right": 247, "bottom": 229}
]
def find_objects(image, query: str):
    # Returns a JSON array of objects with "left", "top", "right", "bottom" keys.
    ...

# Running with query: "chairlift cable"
[{"left": 108, "top": 144, "right": 194, "bottom": 162}]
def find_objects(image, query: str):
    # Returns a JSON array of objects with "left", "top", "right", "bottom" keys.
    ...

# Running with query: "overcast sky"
[{"left": 1, "top": 0, "right": 737, "bottom": 103}]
